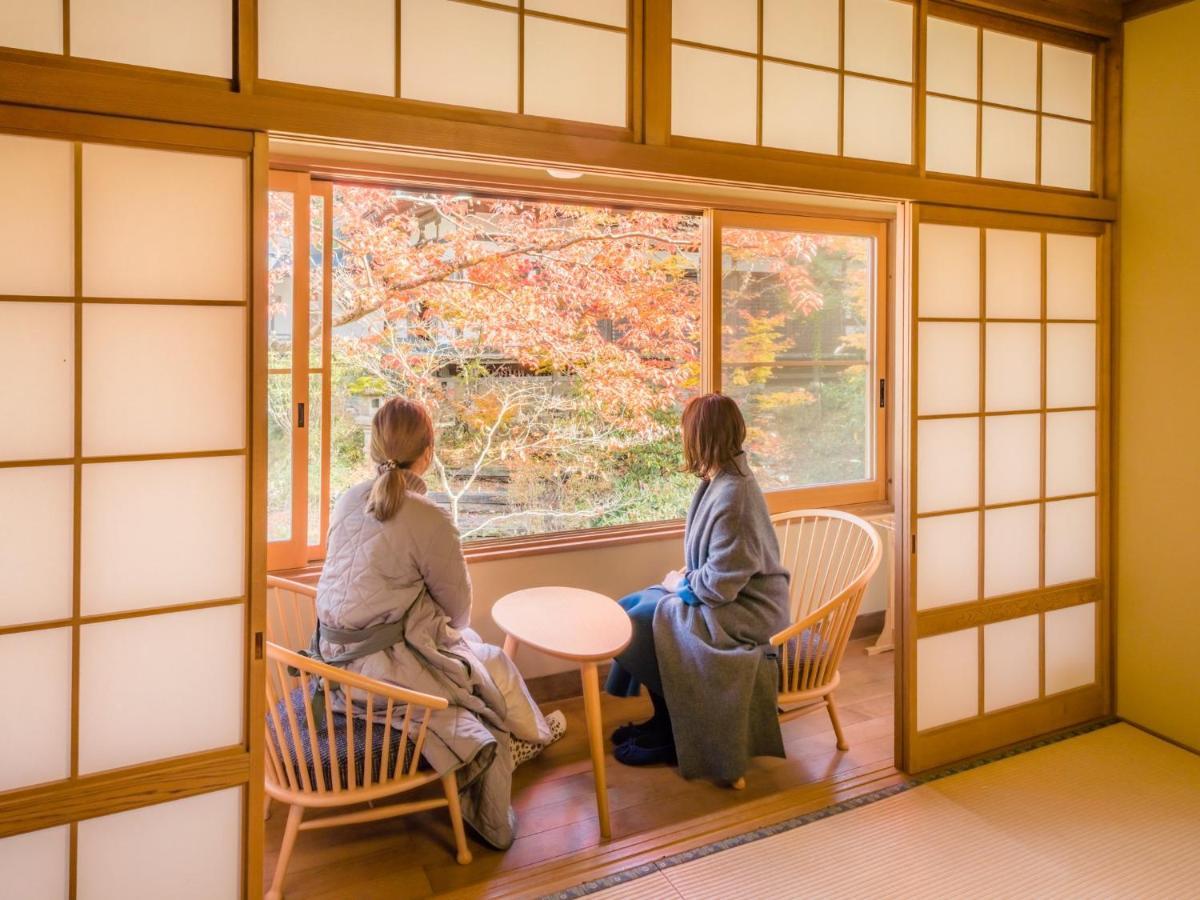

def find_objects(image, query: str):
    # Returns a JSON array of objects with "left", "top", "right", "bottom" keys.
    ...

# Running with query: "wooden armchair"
[
  {"left": 264, "top": 577, "right": 471, "bottom": 900},
  {"left": 770, "top": 510, "right": 883, "bottom": 751}
]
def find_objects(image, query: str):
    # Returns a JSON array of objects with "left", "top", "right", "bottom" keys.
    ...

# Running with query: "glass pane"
[
  {"left": 523, "top": 17, "right": 627, "bottom": 127},
  {"left": 762, "top": 62, "right": 839, "bottom": 156},
  {"left": 984, "top": 503, "right": 1040, "bottom": 597},
  {"left": 78, "top": 604, "right": 245, "bottom": 774},
  {"left": 985, "top": 229, "right": 1041, "bottom": 319},
  {"left": 917, "top": 628, "right": 979, "bottom": 730},
  {"left": 1044, "top": 602, "right": 1096, "bottom": 693},
  {"left": 260, "top": 0, "right": 394, "bottom": 95},
  {"left": 925, "top": 96, "right": 977, "bottom": 177},
  {"left": 268, "top": 374, "right": 292, "bottom": 542},
  {"left": 720, "top": 226, "right": 873, "bottom": 489},
  {"left": 82, "top": 143, "right": 246, "bottom": 301},
  {"left": 0, "top": 465, "right": 73, "bottom": 626},
  {"left": 400, "top": 0, "right": 517, "bottom": 111},
  {"left": 309, "top": 194, "right": 324, "bottom": 369},
  {"left": 0, "top": 134, "right": 73, "bottom": 296},
  {"left": 77, "top": 787, "right": 241, "bottom": 900},
  {"left": 81, "top": 456, "right": 246, "bottom": 615},
  {"left": 672, "top": 0, "right": 757, "bottom": 52},
  {"left": 983, "top": 614, "right": 1040, "bottom": 712},
  {"left": 330, "top": 186, "right": 701, "bottom": 540},
  {"left": 1040, "top": 118, "right": 1092, "bottom": 192},
  {"left": 982, "top": 30, "right": 1037, "bottom": 110},
  {"left": 927, "top": 17, "right": 977, "bottom": 99},
  {"left": 71, "top": 0, "right": 232, "bottom": 78},
  {"left": 843, "top": 77, "right": 913, "bottom": 164},
  {"left": 0, "top": 826, "right": 69, "bottom": 900},
  {"left": 918, "top": 224, "right": 979, "bottom": 318},
  {"left": 0, "top": 627, "right": 71, "bottom": 791},
  {"left": 844, "top": 0, "right": 913, "bottom": 82},
  {"left": 981, "top": 106, "right": 1037, "bottom": 184},
  {"left": 916, "top": 417, "right": 978, "bottom": 513},
  {"left": 672, "top": 45, "right": 757, "bottom": 144},
  {"left": 0, "top": 301, "right": 74, "bottom": 460},
  {"left": 916, "top": 511, "right": 979, "bottom": 609},
  {"left": 763, "top": 0, "right": 839, "bottom": 68},
  {"left": 82, "top": 304, "right": 246, "bottom": 456},
  {"left": 268, "top": 190, "right": 294, "bottom": 368},
  {"left": 308, "top": 373, "right": 323, "bottom": 548},
  {"left": 1041, "top": 44, "right": 1094, "bottom": 121},
  {"left": 1046, "top": 234, "right": 1098, "bottom": 320}
]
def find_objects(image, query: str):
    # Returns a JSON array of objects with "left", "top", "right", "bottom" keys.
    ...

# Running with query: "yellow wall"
[{"left": 1118, "top": 0, "right": 1200, "bottom": 750}]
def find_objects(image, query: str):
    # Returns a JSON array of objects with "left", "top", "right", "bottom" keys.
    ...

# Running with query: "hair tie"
[{"left": 378, "top": 459, "right": 401, "bottom": 475}]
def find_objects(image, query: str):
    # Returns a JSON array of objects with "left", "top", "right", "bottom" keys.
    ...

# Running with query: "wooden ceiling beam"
[{"left": 941, "top": 0, "right": 1122, "bottom": 36}]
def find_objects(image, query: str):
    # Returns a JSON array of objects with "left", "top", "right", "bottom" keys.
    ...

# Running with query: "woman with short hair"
[{"left": 606, "top": 393, "right": 790, "bottom": 784}]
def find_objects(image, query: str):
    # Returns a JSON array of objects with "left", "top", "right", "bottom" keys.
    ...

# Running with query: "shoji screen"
[
  {"left": 0, "top": 114, "right": 258, "bottom": 898},
  {"left": 905, "top": 206, "right": 1108, "bottom": 772}
]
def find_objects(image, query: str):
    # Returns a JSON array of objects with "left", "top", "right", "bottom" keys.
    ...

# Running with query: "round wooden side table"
[{"left": 492, "top": 586, "right": 632, "bottom": 840}]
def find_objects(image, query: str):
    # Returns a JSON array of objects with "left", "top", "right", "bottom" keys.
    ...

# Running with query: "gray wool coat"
[
  {"left": 653, "top": 453, "right": 790, "bottom": 782},
  {"left": 315, "top": 472, "right": 550, "bottom": 849}
]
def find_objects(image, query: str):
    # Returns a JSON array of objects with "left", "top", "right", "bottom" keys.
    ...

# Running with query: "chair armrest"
[
  {"left": 267, "top": 574, "right": 317, "bottom": 598},
  {"left": 769, "top": 594, "right": 848, "bottom": 647},
  {"left": 266, "top": 642, "right": 450, "bottom": 711}
]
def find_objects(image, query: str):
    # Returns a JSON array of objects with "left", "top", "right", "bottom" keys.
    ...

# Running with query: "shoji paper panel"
[
  {"left": 925, "top": 97, "right": 977, "bottom": 177},
  {"left": 0, "top": 826, "right": 69, "bottom": 900},
  {"left": 762, "top": 63, "right": 839, "bottom": 155},
  {"left": 0, "top": 302, "right": 73, "bottom": 460},
  {"left": 672, "top": 0, "right": 757, "bottom": 53},
  {"left": 1041, "top": 118, "right": 1093, "bottom": 191},
  {"left": 982, "top": 31, "right": 1037, "bottom": 109},
  {"left": 926, "top": 17, "right": 976, "bottom": 99},
  {"left": 81, "top": 144, "right": 247, "bottom": 301},
  {"left": 918, "top": 224, "right": 979, "bottom": 317},
  {"left": 71, "top": 0, "right": 232, "bottom": 78},
  {"left": 843, "top": 77, "right": 912, "bottom": 164},
  {"left": 78, "top": 604, "right": 244, "bottom": 773},
  {"left": 1044, "top": 602, "right": 1096, "bottom": 694},
  {"left": 672, "top": 46, "right": 757, "bottom": 144},
  {"left": 763, "top": 0, "right": 839, "bottom": 68},
  {"left": 0, "top": 134, "right": 73, "bottom": 296},
  {"left": 917, "top": 628, "right": 979, "bottom": 729},
  {"left": 1046, "top": 410, "right": 1096, "bottom": 497},
  {"left": 82, "top": 304, "right": 246, "bottom": 456},
  {"left": 981, "top": 106, "right": 1037, "bottom": 183},
  {"left": 524, "top": 18, "right": 626, "bottom": 126},
  {"left": 1041, "top": 44, "right": 1093, "bottom": 120},
  {"left": 917, "top": 417, "right": 978, "bottom": 513},
  {"left": 1046, "top": 323, "right": 1096, "bottom": 408},
  {"left": 0, "top": 466, "right": 73, "bottom": 626},
  {"left": 984, "top": 503, "right": 1040, "bottom": 597},
  {"left": 1046, "top": 234, "right": 1098, "bottom": 320},
  {"left": 844, "top": 0, "right": 912, "bottom": 81},
  {"left": 985, "top": 323, "right": 1041, "bottom": 412},
  {"left": 81, "top": 456, "right": 245, "bottom": 615},
  {"left": 1045, "top": 496, "right": 1096, "bottom": 586},
  {"left": 916, "top": 512, "right": 978, "bottom": 609},
  {"left": 260, "top": 0, "right": 394, "bottom": 95},
  {"left": 917, "top": 323, "right": 979, "bottom": 415},
  {"left": 985, "top": 230, "right": 1041, "bottom": 319},
  {"left": 527, "top": 0, "right": 626, "bottom": 27},
  {"left": 984, "top": 413, "right": 1040, "bottom": 504},
  {"left": 77, "top": 788, "right": 241, "bottom": 900},
  {"left": 983, "top": 614, "right": 1040, "bottom": 711},
  {"left": 401, "top": 0, "right": 517, "bottom": 112},
  {"left": 0, "top": 628, "right": 71, "bottom": 791},
  {"left": 0, "top": 0, "right": 62, "bottom": 53}
]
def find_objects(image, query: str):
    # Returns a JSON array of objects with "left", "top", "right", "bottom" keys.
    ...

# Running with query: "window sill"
[{"left": 267, "top": 498, "right": 895, "bottom": 578}]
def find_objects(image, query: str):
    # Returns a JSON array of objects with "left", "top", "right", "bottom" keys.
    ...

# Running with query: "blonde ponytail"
[{"left": 366, "top": 398, "right": 434, "bottom": 523}]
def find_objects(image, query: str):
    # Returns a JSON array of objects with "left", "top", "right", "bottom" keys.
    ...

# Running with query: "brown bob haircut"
[{"left": 681, "top": 393, "right": 747, "bottom": 478}]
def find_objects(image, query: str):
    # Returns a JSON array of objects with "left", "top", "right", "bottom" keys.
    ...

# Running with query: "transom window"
[{"left": 267, "top": 176, "right": 888, "bottom": 568}]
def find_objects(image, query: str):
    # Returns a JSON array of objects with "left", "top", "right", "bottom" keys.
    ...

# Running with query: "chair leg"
[
  {"left": 266, "top": 804, "right": 304, "bottom": 900},
  {"left": 827, "top": 694, "right": 849, "bottom": 752},
  {"left": 443, "top": 770, "right": 473, "bottom": 865},
  {"left": 263, "top": 794, "right": 272, "bottom": 821}
]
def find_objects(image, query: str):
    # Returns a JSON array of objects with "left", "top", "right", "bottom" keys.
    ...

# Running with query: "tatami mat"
[{"left": 581, "top": 724, "right": 1200, "bottom": 899}]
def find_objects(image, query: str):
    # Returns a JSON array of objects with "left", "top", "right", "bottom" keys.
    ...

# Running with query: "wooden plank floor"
[{"left": 263, "top": 637, "right": 894, "bottom": 899}]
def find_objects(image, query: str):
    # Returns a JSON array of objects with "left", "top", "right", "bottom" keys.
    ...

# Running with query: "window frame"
[{"left": 266, "top": 173, "right": 890, "bottom": 570}]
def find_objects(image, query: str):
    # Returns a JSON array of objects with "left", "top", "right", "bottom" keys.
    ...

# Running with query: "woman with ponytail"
[{"left": 314, "top": 398, "right": 564, "bottom": 850}]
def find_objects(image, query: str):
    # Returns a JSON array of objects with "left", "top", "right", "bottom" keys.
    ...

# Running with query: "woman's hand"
[{"left": 662, "top": 569, "right": 686, "bottom": 592}]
